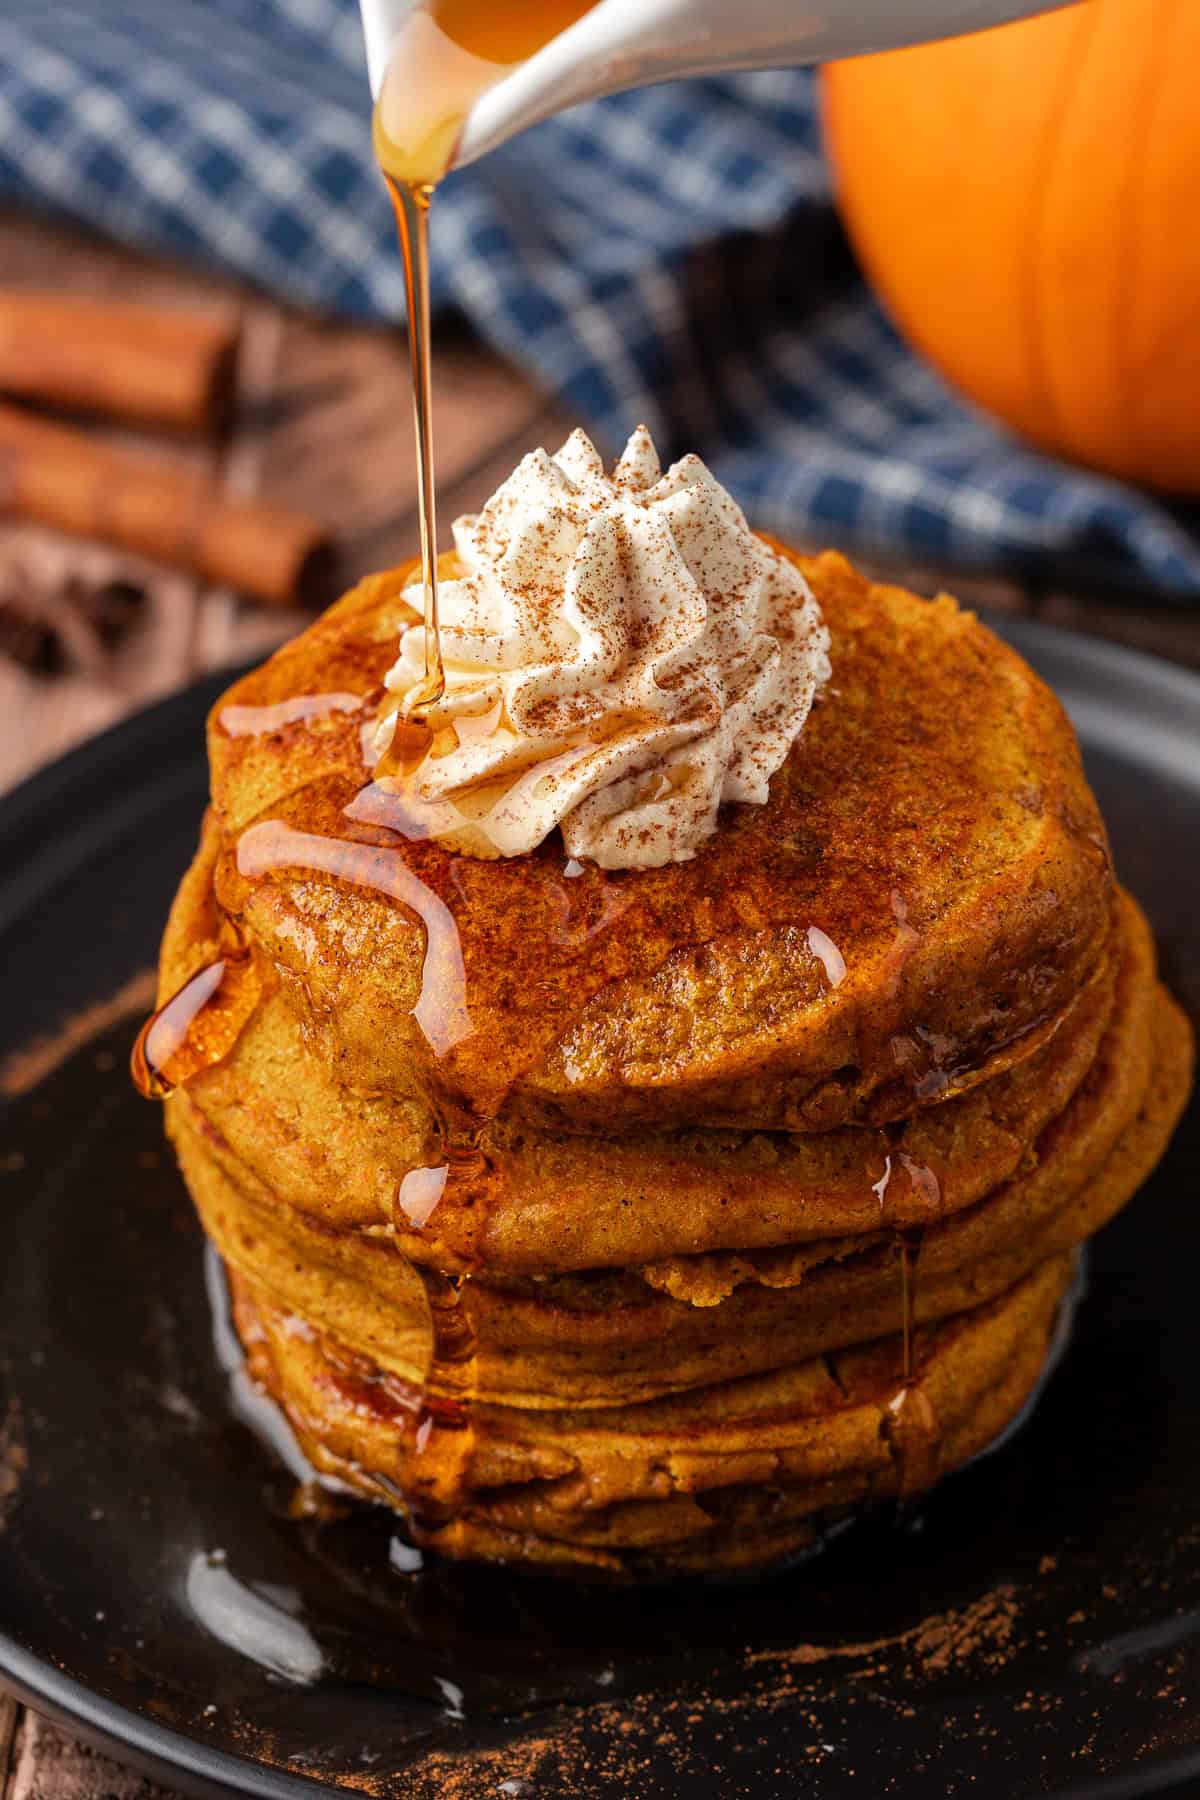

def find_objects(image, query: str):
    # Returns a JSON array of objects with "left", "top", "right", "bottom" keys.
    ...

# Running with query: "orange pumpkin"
[{"left": 821, "top": 0, "right": 1200, "bottom": 494}]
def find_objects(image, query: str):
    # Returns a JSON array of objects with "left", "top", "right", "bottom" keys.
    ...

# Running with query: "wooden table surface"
[{"left": 1, "top": 208, "right": 1198, "bottom": 1800}]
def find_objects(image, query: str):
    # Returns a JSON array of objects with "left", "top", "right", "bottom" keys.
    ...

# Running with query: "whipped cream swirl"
[{"left": 373, "top": 427, "right": 831, "bottom": 869}]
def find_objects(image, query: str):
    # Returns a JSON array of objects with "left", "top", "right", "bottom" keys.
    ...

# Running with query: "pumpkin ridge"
[
  {"left": 1025, "top": 2, "right": 1098, "bottom": 456},
  {"left": 823, "top": 4, "right": 1200, "bottom": 495},
  {"left": 1123, "top": 0, "right": 1179, "bottom": 478},
  {"left": 1113, "top": 0, "right": 1169, "bottom": 479}
]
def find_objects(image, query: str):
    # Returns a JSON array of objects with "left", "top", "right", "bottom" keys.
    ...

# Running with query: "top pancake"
[{"left": 202, "top": 546, "right": 1113, "bottom": 1132}]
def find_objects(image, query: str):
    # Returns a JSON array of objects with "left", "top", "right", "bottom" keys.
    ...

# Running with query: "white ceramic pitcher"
[{"left": 359, "top": 0, "right": 1080, "bottom": 171}]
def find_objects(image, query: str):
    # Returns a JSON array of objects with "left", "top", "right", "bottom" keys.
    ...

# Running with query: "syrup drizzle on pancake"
[
  {"left": 899, "top": 1235, "right": 916, "bottom": 1383},
  {"left": 885, "top": 1232, "right": 944, "bottom": 1499},
  {"left": 217, "top": 692, "right": 366, "bottom": 737},
  {"left": 131, "top": 924, "right": 260, "bottom": 1100},
  {"left": 235, "top": 820, "right": 473, "bottom": 1055},
  {"left": 404, "top": 1266, "right": 479, "bottom": 1529},
  {"left": 136, "top": 551, "right": 1101, "bottom": 1155},
  {"left": 127, "top": 794, "right": 1030, "bottom": 1531},
  {"left": 887, "top": 1382, "right": 942, "bottom": 1499},
  {"left": 357, "top": 711, "right": 668, "bottom": 861},
  {"left": 899, "top": 1154, "right": 941, "bottom": 1211}
]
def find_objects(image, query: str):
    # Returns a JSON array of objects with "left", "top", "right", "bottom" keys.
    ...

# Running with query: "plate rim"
[
  {"left": 0, "top": 1636, "right": 330, "bottom": 1800},
  {"left": 2, "top": 618, "right": 1199, "bottom": 1800}
]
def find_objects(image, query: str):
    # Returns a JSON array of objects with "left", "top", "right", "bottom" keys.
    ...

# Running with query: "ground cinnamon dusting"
[
  {"left": 0, "top": 968, "right": 156, "bottom": 1096},
  {"left": 258, "top": 1585, "right": 1028, "bottom": 1800},
  {"left": 747, "top": 1582, "right": 1020, "bottom": 1679}
]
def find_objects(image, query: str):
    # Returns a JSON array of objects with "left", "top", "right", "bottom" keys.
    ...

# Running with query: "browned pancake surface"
[
  {"left": 228, "top": 1255, "right": 1074, "bottom": 1577},
  {"left": 167, "top": 968, "right": 1192, "bottom": 1411},
  {"left": 165, "top": 865, "right": 1138, "bottom": 1276},
  {"left": 198, "top": 548, "right": 1113, "bottom": 1132},
  {"left": 149, "top": 544, "right": 1197, "bottom": 1579}
]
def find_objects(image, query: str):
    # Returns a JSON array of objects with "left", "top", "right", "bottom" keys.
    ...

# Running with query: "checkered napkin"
[{"left": 3, "top": 0, "right": 1198, "bottom": 595}]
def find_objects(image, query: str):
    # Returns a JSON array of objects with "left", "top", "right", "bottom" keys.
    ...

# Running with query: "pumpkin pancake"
[
  {"left": 198, "top": 548, "right": 1113, "bottom": 1134},
  {"left": 227, "top": 1254, "right": 1075, "bottom": 1577},
  {"left": 162, "top": 820, "right": 1127, "bottom": 1277},
  {"left": 167, "top": 957, "right": 1191, "bottom": 1410},
  {"left": 148, "top": 537, "right": 1192, "bottom": 1579}
]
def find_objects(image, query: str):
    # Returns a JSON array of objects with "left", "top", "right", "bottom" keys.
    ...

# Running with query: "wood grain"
[
  {"left": 7, "top": 1715, "right": 167, "bottom": 1800},
  {"left": 0, "top": 1694, "right": 18, "bottom": 1800},
  {"left": 0, "top": 208, "right": 572, "bottom": 795}
]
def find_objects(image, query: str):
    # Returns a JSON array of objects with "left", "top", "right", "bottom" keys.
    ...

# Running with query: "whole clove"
[
  {"left": 61, "top": 576, "right": 147, "bottom": 652},
  {"left": 0, "top": 580, "right": 63, "bottom": 676}
]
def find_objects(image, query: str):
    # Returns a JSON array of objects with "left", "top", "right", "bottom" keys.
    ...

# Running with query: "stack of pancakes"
[{"left": 159, "top": 548, "right": 1192, "bottom": 1577}]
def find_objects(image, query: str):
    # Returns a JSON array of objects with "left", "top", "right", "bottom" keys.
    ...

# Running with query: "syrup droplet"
[
  {"left": 881, "top": 889, "right": 921, "bottom": 998},
  {"left": 886, "top": 1384, "right": 942, "bottom": 1501},
  {"left": 130, "top": 941, "right": 260, "bottom": 1099},
  {"left": 899, "top": 1153, "right": 941, "bottom": 1211},
  {"left": 235, "top": 820, "right": 472, "bottom": 1056},
  {"left": 388, "top": 1534, "right": 425, "bottom": 1574},
  {"left": 807, "top": 924, "right": 846, "bottom": 988},
  {"left": 394, "top": 1135, "right": 490, "bottom": 1243},
  {"left": 396, "top": 1164, "right": 448, "bottom": 1228}
]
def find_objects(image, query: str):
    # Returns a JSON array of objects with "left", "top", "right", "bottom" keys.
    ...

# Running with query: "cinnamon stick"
[
  {"left": 0, "top": 403, "right": 332, "bottom": 609},
  {"left": 0, "top": 291, "right": 240, "bottom": 434}
]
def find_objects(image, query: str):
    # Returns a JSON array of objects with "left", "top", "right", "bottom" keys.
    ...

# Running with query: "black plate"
[{"left": 1, "top": 620, "right": 1198, "bottom": 1800}]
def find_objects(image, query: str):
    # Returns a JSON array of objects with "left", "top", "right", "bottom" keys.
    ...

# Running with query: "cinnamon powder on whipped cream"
[{"left": 371, "top": 426, "right": 830, "bottom": 869}]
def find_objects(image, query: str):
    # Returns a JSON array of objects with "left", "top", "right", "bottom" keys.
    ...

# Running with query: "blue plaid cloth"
[{"left": 2, "top": 0, "right": 1198, "bottom": 595}]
